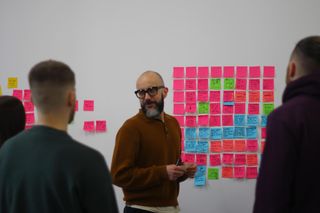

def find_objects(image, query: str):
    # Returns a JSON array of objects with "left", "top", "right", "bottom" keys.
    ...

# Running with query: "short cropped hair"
[
  {"left": 28, "top": 60, "right": 75, "bottom": 113},
  {"left": 0, "top": 96, "right": 26, "bottom": 147}
]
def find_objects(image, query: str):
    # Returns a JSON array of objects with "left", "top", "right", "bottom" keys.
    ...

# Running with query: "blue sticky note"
[
  {"left": 247, "top": 115, "right": 259, "bottom": 126},
  {"left": 194, "top": 175, "right": 206, "bottom": 186},
  {"left": 185, "top": 140, "right": 197, "bottom": 152},
  {"left": 185, "top": 128, "right": 197, "bottom": 139},
  {"left": 261, "top": 115, "right": 267, "bottom": 127},
  {"left": 234, "top": 127, "right": 246, "bottom": 138},
  {"left": 210, "top": 128, "right": 222, "bottom": 140},
  {"left": 223, "top": 127, "right": 234, "bottom": 139},
  {"left": 224, "top": 102, "right": 234, "bottom": 106},
  {"left": 234, "top": 114, "right": 245, "bottom": 126},
  {"left": 246, "top": 126, "right": 257, "bottom": 139},
  {"left": 196, "top": 141, "right": 209, "bottom": 153},
  {"left": 199, "top": 127, "right": 210, "bottom": 139},
  {"left": 196, "top": 165, "right": 207, "bottom": 176}
]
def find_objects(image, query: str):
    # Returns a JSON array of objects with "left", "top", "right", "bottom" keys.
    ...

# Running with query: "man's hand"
[
  {"left": 166, "top": 164, "right": 186, "bottom": 181},
  {"left": 183, "top": 163, "right": 197, "bottom": 178}
]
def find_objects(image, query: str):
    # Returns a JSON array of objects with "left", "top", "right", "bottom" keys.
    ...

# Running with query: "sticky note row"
[
  {"left": 83, "top": 120, "right": 107, "bottom": 132},
  {"left": 12, "top": 89, "right": 31, "bottom": 101}
]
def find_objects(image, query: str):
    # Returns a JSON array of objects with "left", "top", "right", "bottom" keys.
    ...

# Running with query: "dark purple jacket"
[{"left": 253, "top": 72, "right": 320, "bottom": 213}]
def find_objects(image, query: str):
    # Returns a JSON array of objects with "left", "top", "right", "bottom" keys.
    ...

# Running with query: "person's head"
[
  {"left": 286, "top": 36, "right": 320, "bottom": 84},
  {"left": 28, "top": 60, "right": 76, "bottom": 123},
  {"left": 0, "top": 96, "right": 26, "bottom": 147},
  {"left": 135, "top": 71, "right": 168, "bottom": 119}
]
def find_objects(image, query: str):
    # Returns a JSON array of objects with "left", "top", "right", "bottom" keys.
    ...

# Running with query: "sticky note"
[
  {"left": 0, "top": 85, "right": 2, "bottom": 95},
  {"left": 23, "top": 102, "right": 34, "bottom": 112},
  {"left": 222, "top": 167, "right": 233, "bottom": 178},
  {"left": 248, "top": 104, "right": 260, "bottom": 114},
  {"left": 210, "top": 154, "right": 221, "bottom": 166},
  {"left": 247, "top": 115, "right": 259, "bottom": 126},
  {"left": 234, "top": 115, "right": 245, "bottom": 126},
  {"left": 247, "top": 140, "right": 258, "bottom": 152},
  {"left": 249, "top": 91, "right": 260, "bottom": 102},
  {"left": 261, "top": 115, "right": 267, "bottom": 127},
  {"left": 198, "top": 102, "right": 209, "bottom": 114},
  {"left": 224, "top": 78, "right": 235, "bottom": 90},
  {"left": 75, "top": 100, "right": 78, "bottom": 112},
  {"left": 263, "top": 79, "right": 274, "bottom": 90},
  {"left": 246, "top": 167, "right": 258, "bottom": 179},
  {"left": 210, "top": 141, "right": 222, "bottom": 152},
  {"left": 249, "top": 79, "right": 260, "bottom": 90},
  {"left": 247, "top": 154, "right": 258, "bottom": 166},
  {"left": 222, "top": 115, "right": 233, "bottom": 126},
  {"left": 199, "top": 127, "right": 210, "bottom": 139},
  {"left": 223, "top": 66, "right": 235, "bottom": 77},
  {"left": 234, "top": 140, "right": 246, "bottom": 152},
  {"left": 234, "top": 127, "right": 246, "bottom": 138},
  {"left": 7, "top": 77, "right": 18, "bottom": 89},
  {"left": 198, "top": 115, "right": 209, "bottom": 126},
  {"left": 96, "top": 120, "right": 107, "bottom": 132},
  {"left": 208, "top": 168, "right": 219, "bottom": 180},
  {"left": 196, "top": 165, "right": 206, "bottom": 178},
  {"left": 26, "top": 113, "right": 35, "bottom": 124},
  {"left": 234, "top": 166, "right": 245, "bottom": 178},
  {"left": 222, "top": 104, "right": 234, "bottom": 114},
  {"left": 224, "top": 101, "right": 234, "bottom": 106},
  {"left": 173, "top": 91, "right": 184, "bottom": 102},
  {"left": 234, "top": 154, "right": 246, "bottom": 165},
  {"left": 246, "top": 127, "right": 257, "bottom": 139},
  {"left": 185, "top": 140, "right": 197, "bottom": 152},
  {"left": 210, "top": 79, "right": 221, "bottom": 90},
  {"left": 263, "top": 103, "right": 274, "bottom": 115},
  {"left": 236, "top": 66, "right": 248, "bottom": 78},
  {"left": 197, "top": 141, "right": 209, "bottom": 153},
  {"left": 173, "top": 104, "right": 184, "bottom": 115},
  {"left": 83, "top": 100, "right": 94, "bottom": 111},
  {"left": 198, "top": 79, "right": 208, "bottom": 90},
  {"left": 211, "top": 66, "right": 222, "bottom": 78},
  {"left": 209, "top": 115, "right": 221, "bottom": 126},
  {"left": 185, "top": 127, "right": 197, "bottom": 139},
  {"left": 235, "top": 91, "right": 246, "bottom": 102},
  {"left": 222, "top": 140, "right": 234, "bottom": 152},
  {"left": 210, "top": 91, "right": 221, "bottom": 102},
  {"left": 222, "top": 154, "right": 234, "bottom": 165},
  {"left": 196, "top": 154, "right": 207, "bottom": 166},
  {"left": 210, "top": 103, "right": 221, "bottom": 114},
  {"left": 173, "top": 79, "right": 184, "bottom": 90},
  {"left": 194, "top": 175, "right": 206, "bottom": 186},
  {"left": 174, "top": 116, "right": 184, "bottom": 127},
  {"left": 185, "top": 103, "right": 197, "bottom": 113},
  {"left": 261, "top": 127, "right": 266, "bottom": 139},
  {"left": 249, "top": 66, "right": 261, "bottom": 78},
  {"left": 182, "top": 153, "right": 195, "bottom": 163},
  {"left": 263, "top": 91, "right": 274, "bottom": 102},
  {"left": 198, "top": 67, "right": 209, "bottom": 78},
  {"left": 197, "top": 91, "right": 209, "bottom": 102},
  {"left": 223, "top": 127, "right": 234, "bottom": 139},
  {"left": 12, "top": 89, "right": 23, "bottom": 100},
  {"left": 185, "top": 116, "right": 197, "bottom": 127},
  {"left": 235, "top": 79, "right": 247, "bottom": 90},
  {"left": 234, "top": 103, "right": 246, "bottom": 114},
  {"left": 173, "top": 67, "right": 184, "bottom": 78},
  {"left": 185, "top": 91, "right": 196, "bottom": 103},
  {"left": 24, "top": 89, "right": 31, "bottom": 101},
  {"left": 260, "top": 141, "right": 266, "bottom": 153},
  {"left": 223, "top": 91, "right": 234, "bottom": 102},
  {"left": 186, "top": 67, "right": 197, "bottom": 78},
  {"left": 185, "top": 79, "right": 197, "bottom": 90},
  {"left": 263, "top": 66, "right": 275, "bottom": 78},
  {"left": 83, "top": 121, "right": 95, "bottom": 132},
  {"left": 210, "top": 128, "right": 222, "bottom": 140}
]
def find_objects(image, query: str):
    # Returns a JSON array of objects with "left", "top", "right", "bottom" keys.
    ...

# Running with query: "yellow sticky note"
[
  {"left": 0, "top": 85, "right": 2, "bottom": 95},
  {"left": 7, "top": 77, "right": 18, "bottom": 89}
]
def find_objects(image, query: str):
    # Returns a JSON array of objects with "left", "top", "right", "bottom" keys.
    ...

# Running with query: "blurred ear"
[
  {"left": 162, "top": 87, "right": 169, "bottom": 98},
  {"left": 67, "top": 89, "right": 76, "bottom": 108},
  {"left": 287, "top": 61, "right": 297, "bottom": 83}
]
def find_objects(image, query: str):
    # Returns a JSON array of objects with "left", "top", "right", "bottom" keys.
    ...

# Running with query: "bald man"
[
  {"left": 253, "top": 36, "right": 320, "bottom": 212},
  {"left": 111, "top": 71, "right": 196, "bottom": 213}
]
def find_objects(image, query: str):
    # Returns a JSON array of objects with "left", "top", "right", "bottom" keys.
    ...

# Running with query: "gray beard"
[{"left": 145, "top": 107, "right": 161, "bottom": 119}]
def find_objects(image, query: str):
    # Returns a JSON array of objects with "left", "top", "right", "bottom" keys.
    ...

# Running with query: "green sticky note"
[
  {"left": 224, "top": 78, "right": 235, "bottom": 90},
  {"left": 210, "top": 79, "right": 221, "bottom": 90},
  {"left": 198, "top": 102, "right": 209, "bottom": 114},
  {"left": 208, "top": 168, "right": 219, "bottom": 180},
  {"left": 263, "top": 103, "right": 274, "bottom": 115}
]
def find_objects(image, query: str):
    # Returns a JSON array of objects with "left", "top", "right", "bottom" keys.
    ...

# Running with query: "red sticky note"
[
  {"left": 263, "top": 66, "right": 275, "bottom": 78},
  {"left": 185, "top": 116, "right": 197, "bottom": 127},
  {"left": 182, "top": 153, "right": 195, "bottom": 163},
  {"left": 236, "top": 66, "right": 248, "bottom": 78},
  {"left": 223, "top": 91, "right": 234, "bottom": 102},
  {"left": 222, "top": 154, "right": 234, "bottom": 165},
  {"left": 185, "top": 79, "right": 197, "bottom": 90},
  {"left": 210, "top": 154, "right": 221, "bottom": 166},
  {"left": 261, "top": 127, "right": 266, "bottom": 139},
  {"left": 174, "top": 116, "right": 184, "bottom": 127},
  {"left": 248, "top": 104, "right": 259, "bottom": 114},
  {"left": 173, "top": 67, "right": 184, "bottom": 78},
  {"left": 249, "top": 66, "right": 261, "bottom": 78},
  {"left": 198, "top": 67, "right": 209, "bottom": 78},
  {"left": 223, "top": 66, "right": 235, "bottom": 78},
  {"left": 83, "top": 100, "right": 94, "bottom": 111},
  {"left": 173, "top": 79, "right": 184, "bottom": 90},
  {"left": 234, "top": 140, "right": 246, "bottom": 152},
  {"left": 12, "top": 89, "right": 23, "bottom": 100},
  {"left": 235, "top": 79, "right": 247, "bottom": 90},
  {"left": 222, "top": 140, "right": 234, "bottom": 152},
  {"left": 198, "top": 79, "right": 208, "bottom": 90},
  {"left": 186, "top": 67, "right": 197, "bottom": 78},
  {"left": 249, "top": 91, "right": 260, "bottom": 102},
  {"left": 174, "top": 104, "right": 184, "bottom": 115},
  {"left": 222, "top": 167, "right": 233, "bottom": 178},
  {"left": 247, "top": 140, "right": 258, "bottom": 152},
  {"left": 209, "top": 115, "right": 221, "bottom": 126},
  {"left": 249, "top": 79, "right": 260, "bottom": 90},
  {"left": 247, "top": 154, "right": 258, "bottom": 166},
  {"left": 196, "top": 154, "right": 207, "bottom": 165},
  {"left": 263, "top": 91, "right": 274, "bottom": 102},
  {"left": 234, "top": 166, "right": 245, "bottom": 178},
  {"left": 211, "top": 66, "right": 222, "bottom": 78},
  {"left": 173, "top": 91, "right": 185, "bottom": 102},
  {"left": 260, "top": 141, "right": 266, "bottom": 153},
  {"left": 185, "top": 103, "right": 197, "bottom": 113},
  {"left": 246, "top": 167, "right": 258, "bottom": 179},
  {"left": 185, "top": 91, "right": 196, "bottom": 103},
  {"left": 263, "top": 79, "right": 274, "bottom": 90},
  {"left": 23, "top": 102, "right": 34, "bottom": 112},
  {"left": 96, "top": 120, "right": 107, "bottom": 132},
  {"left": 223, "top": 105, "right": 234, "bottom": 114},
  {"left": 75, "top": 100, "right": 78, "bottom": 112},
  {"left": 26, "top": 113, "right": 35, "bottom": 124},
  {"left": 234, "top": 103, "right": 246, "bottom": 114},
  {"left": 197, "top": 91, "right": 209, "bottom": 102},
  {"left": 210, "top": 141, "right": 222, "bottom": 152},
  {"left": 210, "top": 103, "right": 221, "bottom": 114},
  {"left": 83, "top": 121, "right": 95, "bottom": 132},
  {"left": 210, "top": 91, "right": 221, "bottom": 102},
  {"left": 222, "top": 115, "right": 233, "bottom": 126},
  {"left": 198, "top": 115, "right": 209, "bottom": 126},
  {"left": 235, "top": 91, "right": 246, "bottom": 102},
  {"left": 234, "top": 154, "right": 246, "bottom": 165},
  {"left": 23, "top": 89, "right": 31, "bottom": 101}
]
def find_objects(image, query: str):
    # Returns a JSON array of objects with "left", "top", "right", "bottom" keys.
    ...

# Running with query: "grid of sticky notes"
[
  {"left": 172, "top": 66, "right": 275, "bottom": 186},
  {"left": 12, "top": 89, "right": 35, "bottom": 129}
]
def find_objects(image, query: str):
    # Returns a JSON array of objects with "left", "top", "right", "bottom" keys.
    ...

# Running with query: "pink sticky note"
[
  {"left": 249, "top": 66, "right": 261, "bottom": 78},
  {"left": 222, "top": 167, "right": 233, "bottom": 178},
  {"left": 185, "top": 79, "right": 197, "bottom": 90},
  {"left": 260, "top": 141, "right": 266, "bottom": 153},
  {"left": 223, "top": 105, "right": 234, "bottom": 114},
  {"left": 173, "top": 67, "right": 184, "bottom": 78},
  {"left": 223, "top": 91, "right": 234, "bottom": 102},
  {"left": 234, "top": 166, "right": 245, "bottom": 178},
  {"left": 222, "top": 115, "right": 233, "bottom": 126},
  {"left": 182, "top": 153, "right": 195, "bottom": 163},
  {"left": 210, "top": 103, "right": 221, "bottom": 114},
  {"left": 210, "top": 141, "right": 222, "bottom": 152},
  {"left": 210, "top": 154, "right": 221, "bottom": 166},
  {"left": 23, "top": 102, "right": 34, "bottom": 112},
  {"left": 197, "top": 91, "right": 209, "bottom": 102},
  {"left": 173, "top": 79, "right": 184, "bottom": 90},
  {"left": 26, "top": 113, "right": 35, "bottom": 124},
  {"left": 24, "top": 89, "right": 31, "bottom": 101},
  {"left": 198, "top": 79, "right": 208, "bottom": 90},
  {"left": 234, "top": 103, "right": 246, "bottom": 114},
  {"left": 185, "top": 91, "right": 196, "bottom": 103},
  {"left": 198, "top": 67, "right": 209, "bottom": 78},
  {"left": 234, "top": 154, "right": 246, "bottom": 165},
  {"left": 83, "top": 100, "right": 94, "bottom": 111},
  {"left": 173, "top": 91, "right": 185, "bottom": 102},
  {"left": 186, "top": 67, "right": 197, "bottom": 78},
  {"left": 235, "top": 91, "right": 246, "bottom": 102},
  {"left": 234, "top": 140, "right": 246, "bottom": 152},
  {"left": 247, "top": 140, "right": 258, "bottom": 152},
  {"left": 12, "top": 89, "right": 23, "bottom": 100},
  {"left": 246, "top": 167, "right": 258, "bottom": 179},
  {"left": 247, "top": 154, "right": 258, "bottom": 166},
  {"left": 261, "top": 127, "right": 266, "bottom": 139},
  {"left": 263, "top": 91, "right": 274, "bottom": 102},
  {"left": 249, "top": 91, "right": 260, "bottom": 103},
  {"left": 249, "top": 79, "right": 260, "bottom": 90},
  {"left": 211, "top": 66, "right": 222, "bottom": 78},
  {"left": 222, "top": 154, "right": 234, "bottom": 165},
  {"left": 210, "top": 91, "right": 221, "bottom": 102},
  {"left": 263, "top": 79, "right": 274, "bottom": 90},
  {"left": 185, "top": 116, "right": 197, "bottom": 127},
  {"left": 223, "top": 66, "right": 235, "bottom": 77},
  {"left": 235, "top": 79, "right": 247, "bottom": 90},
  {"left": 198, "top": 115, "right": 209, "bottom": 126},
  {"left": 174, "top": 116, "right": 184, "bottom": 127},
  {"left": 209, "top": 115, "right": 221, "bottom": 126},
  {"left": 174, "top": 104, "right": 184, "bottom": 115},
  {"left": 236, "top": 66, "right": 248, "bottom": 78},
  {"left": 96, "top": 120, "right": 107, "bottom": 132},
  {"left": 222, "top": 140, "right": 234, "bottom": 152},
  {"left": 185, "top": 103, "right": 197, "bottom": 113},
  {"left": 196, "top": 154, "right": 207, "bottom": 165},
  {"left": 263, "top": 66, "right": 275, "bottom": 78},
  {"left": 75, "top": 100, "right": 79, "bottom": 112},
  {"left": 83, "top": 121, "right": 95, "bottom": 132},
  {"left": 248, "top": 104, "right": 260, "bottom": 114}
]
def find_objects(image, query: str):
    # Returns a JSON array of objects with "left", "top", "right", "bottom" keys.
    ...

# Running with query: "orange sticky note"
[
  {"left": 235, "top": 91, "right": 246, "bottom": 102},
  {"left": 210, "top": 141, "right": 222, "bottom": 152},
  {"left": 247, "top": 154, "right": 258, "bottom": 166},
  {"left": 234, "top": 140, "right": 246, "bottom": 152},
  {"left": 234, "top": 166, "right": 245, "bottom": 178},
  {"left": 263, "top": 91, "right": 274, "bottom": 102},
  {"left": 23, "top": 102, "right": 34, "bottom": 112},
  {"left": 249, "top": 91, "right": 260, "bottom": 102},
  {"left": 222, "top": 140, "right": 234, "bottom": 152},
  {"left": 7, "top": 77, "right": 18, "bottom": 89},
  {"left": 83, "top": 100, "right": 94, "bottom": 111},
  {"left": 210, "top": 154, "right": 221, "bottom": 166},
  {"left": 12, "top": 89, "right": 23, "bottom": 100},
  {"left": 83, "top": 121, "right": 95, "bottom": 132},
  {"left": 222, "top": 167, "right": 233, "bottom": 178},
  {"left": 96, "top": 120, "right": 107, "bottom": 132}
]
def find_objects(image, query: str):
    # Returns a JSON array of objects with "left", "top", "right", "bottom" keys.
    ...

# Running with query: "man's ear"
[
  {"left": 67, "top": 89, "right": 76, "bottom": 108},
  {"left": 288, "top": 61, "right": 297, "bottom": 80},
  {"left": 162, "top": 87, "right": 169, "bottom": 98}
]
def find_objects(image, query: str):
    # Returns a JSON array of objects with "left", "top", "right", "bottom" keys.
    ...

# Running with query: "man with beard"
[
  {"left": 111, "top": 71, "right": 197, "bottom": 213},
  {"left": 0, "top": 60, "right": 118, "bottom": 213}
]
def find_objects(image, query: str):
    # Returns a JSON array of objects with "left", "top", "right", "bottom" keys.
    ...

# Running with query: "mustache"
[{"left": 143, "top": 100, "right": 157, "bottom": 105}]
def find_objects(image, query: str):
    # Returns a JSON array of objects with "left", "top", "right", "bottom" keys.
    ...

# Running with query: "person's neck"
[{"left": 36, "top": 112, "right": 68, "bottom": 132}]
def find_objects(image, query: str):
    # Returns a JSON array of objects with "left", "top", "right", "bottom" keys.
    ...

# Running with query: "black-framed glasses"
[{"left": 134, "top": 86, "right": 165, "bottom": 99}]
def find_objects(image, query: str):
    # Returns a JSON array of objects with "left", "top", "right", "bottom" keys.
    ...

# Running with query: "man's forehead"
[{"left": 136, "top": 74, "right": 161, "bottom": 88}]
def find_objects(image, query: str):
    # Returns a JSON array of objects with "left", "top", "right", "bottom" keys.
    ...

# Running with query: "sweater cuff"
[{"left": 158, "top": 165, "right": 169, "bottom": 180}]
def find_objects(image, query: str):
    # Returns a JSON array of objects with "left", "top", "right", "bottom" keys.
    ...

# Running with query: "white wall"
[{"left": 1, "top": 0, "right": 320, "bottom": 212}]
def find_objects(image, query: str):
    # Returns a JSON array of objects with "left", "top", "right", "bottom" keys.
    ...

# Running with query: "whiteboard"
[{"left": 1, "top": 0, "right": 320, "bottom": 212}]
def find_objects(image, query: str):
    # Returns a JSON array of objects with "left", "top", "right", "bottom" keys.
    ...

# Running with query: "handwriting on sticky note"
[
  {"left": 210, "top": 154, "right": 221, "bottom": 166},
  {"left": 12, "top": 89, "right": 23, "bottom": 100},
  {"left": 210, "top": 91, "right": 220, "bottom": 102},
  {"left": 198, "top": 91, "right": 209, "bottom": 102},
  {"left": 196, "top": 154, "right": 207, "bottom": 165},
  {"left": 222, "top": 167, "right": 233, "bottom": 178},
  {"left": 210, "top": 103, "right": 221, "bottom": 114},
  {"left": 222, "top": 115, "right": 233, "bottom": 126},
  {"left": 247, "top": 115, "right": 259, "bottom": 126},
  {"left": 194, "top": 174, "right": 206, "bottom": 186},
  {"left": 249, "top": 79, "right": 260, "bottom": 90},
  {"left": 185, "top": 79, "right": 197, "bottom": 90},
  {"left": 185, "top": 91, "right": 196, "bottom": 103},
  {"left": 210, "top": 79, "right": 221, "bottom": 90},
  {"left": 182, "top": 153, "right": 195, "bottom": 163},
  {"left": 234, "top": 166, "right": 245, "bottom": 178},
  {"left": 185, "top": 140, "right": 196, "bottom": 152},
  {"left": 234, "top": 154, "right": 246, "bottom": 165},
  {"left": 248, "top": 104, "right": 259, "bottom": 114},
  {"left": 249, "top": 66, "right": 260, "bottom": 78},
  {"left": 197, "top": 141, "right": 209, "bottom": 153},
  {"left": 247, "top": 140, "right": 258, "bottom": 152},
  {"left": 234, "top": 140, "right": 246, "bottom": 152},
  {"left": 211, "top": 66, "right": 222, "bottom": 78},
  {"left": 199, "top": 127, "right": 210, "bottom": 139},
  {"left": 208, "top": 167, "right": 219, "bottom": 180},
  {"left": 222, "top": 140, "right": 234, "bottom": 152},
  {"left": 263, "top": 79, "right": 274, "bottom": 90},
  {"left": 263, "top": 103, "right": 274, "bottom": 115},
  {"left": 83, "top": 121, "right": 95, "bottom": 132},
  {"left": 234, "top": 115, "right": 245, "bottom": 126},
  {"left": 198, "top": 102, "right": 209, "bottom": 114},
  {"left": 236, "top": 79, "right": 247, "bottom": 90},
  {"left": 83, "top": 100, "right": 94, "bottom": 111},
  {"left": 234, "top": 127, "right": 245, "bottom": 138},
  {"left": 249, "top": 91, "right": 260, "bottom": 102},
  {"left": 235, "top": 91, "right": 246, "bottom": 102},
  {"left": 210, "top": 128, "right": 222, "bottom": 140},
  {"left": 185, "top": 127, "right": 197, "bottom": 139},
  {"left": 223, "top": 66, "right": 235, "bottom": 77},
  {"left": 209, "top": 115, "right": 221, "bottom": 126},
  {"left": 246, "top": 127, "right": 257, "bottom": 139},
  {"left": 223, "top": 91, "right": 234, "bottom": 102},
  {"left": 96, "top": 120, "right": 107, "bottom": 132},
  {"left": 246, "top": 167, "right": 258, "bottom": 179},
  {"left": 7, "top": 77, "right": 18, "bottom": 89},
  {"left": 210, "top": 141, "right": 221, "bottom": 152},
  {"left": 223, "top": 105, "right": 234, "bottom": 114},
  {"left": 224, "top": 78, "right": 235, "bottom": 90},
  {"left": 223, "top": 127, "right": 234, "bottom": 139},
  {"left": 234, "top": 103, "right": 245, "bottom": 114},
  {"left": 236, "top": 66, "right": 248, "bottom": 78},
  {"left": 186, "top": 67, "right": 197, "bottom": 78},
  {"left": 185, "top": 103, "right": 197, "bottom": 113},
  {"left": 263, "top": 91, "right": 274, "bottom": 102},
  {"left": 247, "top": 154, "right": 258, "bottom": 166},
  {"left": 263, "top": 66, "right": 275, "bottom": 78}
]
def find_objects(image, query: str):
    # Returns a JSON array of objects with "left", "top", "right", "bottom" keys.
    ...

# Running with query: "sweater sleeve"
[
  {"left": 111, "top": 122, "right": 168, "bottom": 191},
  {"left": 253, "top": 111, "right": 297, "bottom": 213}
]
